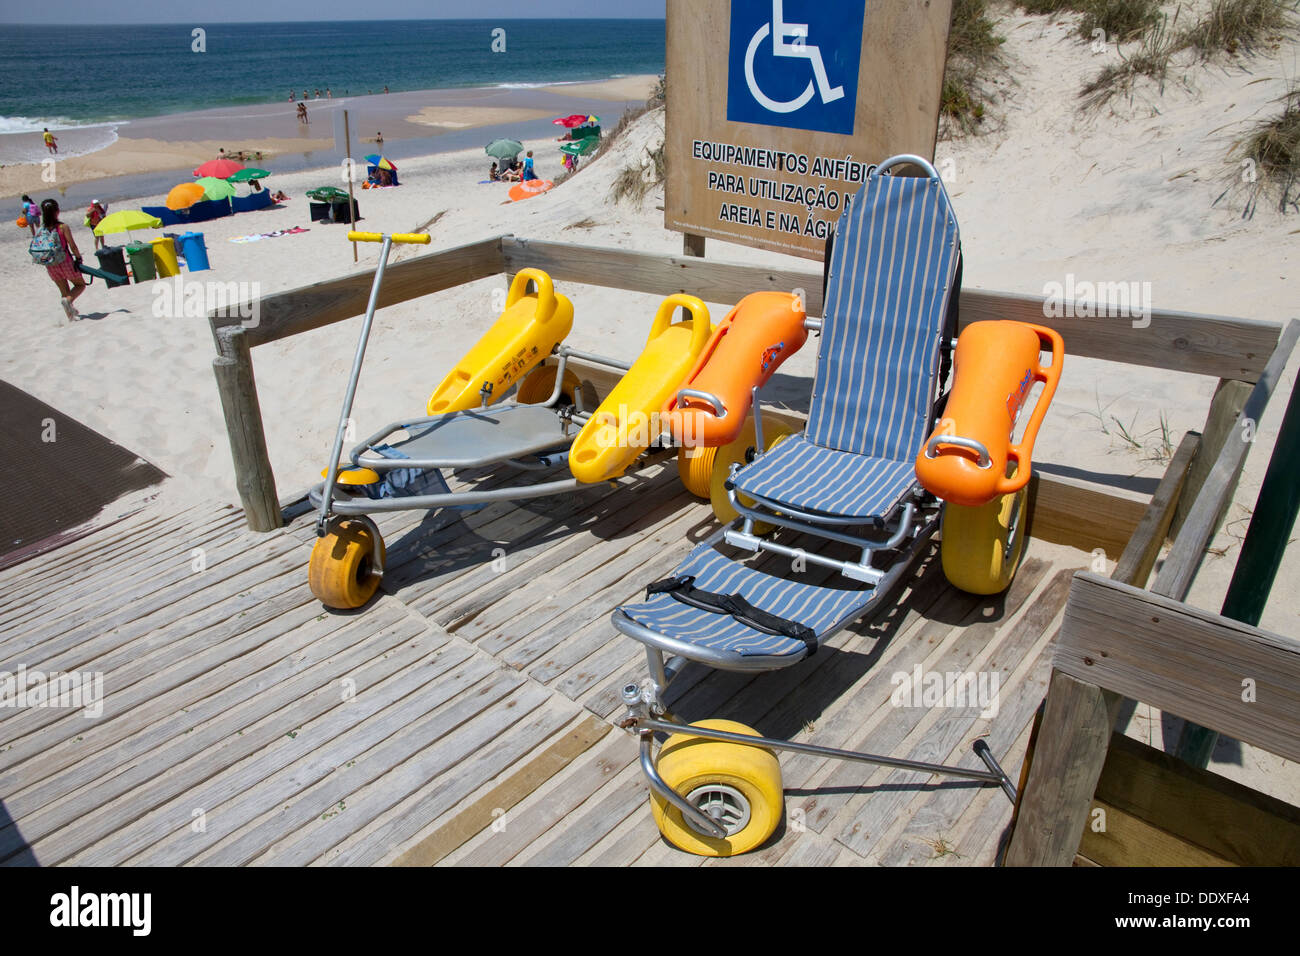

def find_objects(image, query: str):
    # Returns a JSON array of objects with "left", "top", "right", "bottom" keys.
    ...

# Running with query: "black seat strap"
[{"left": 645, "top": 575, "right": 817, "bottom": 655}]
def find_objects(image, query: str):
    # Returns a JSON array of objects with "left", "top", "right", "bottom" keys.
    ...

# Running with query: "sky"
[{"left": 0, "top": 0, "right": 665, "bottom": 23}]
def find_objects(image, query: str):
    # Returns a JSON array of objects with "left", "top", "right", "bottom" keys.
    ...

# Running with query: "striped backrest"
[{"left": 807, "top": 171, "right": 960, "bottom": 460}]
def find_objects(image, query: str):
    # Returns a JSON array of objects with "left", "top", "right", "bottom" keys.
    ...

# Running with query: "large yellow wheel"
[
  {"left": 650, "top": 719, "right": 784, "bottom": 857},
  {"left": 709, "top": 418, "right": 794, "bottom": 531},
  {"left": 940, "top": 465, "right": 1028, "bottom": 595},
  {"left": 677, "top": 445, "right": 716, "bottom": 498},
  {"left": 308, "top": 519, "right": 385, "bottom": 609},
  {"left": 516, "top": 363, "right": 581, "bottom": 406}
]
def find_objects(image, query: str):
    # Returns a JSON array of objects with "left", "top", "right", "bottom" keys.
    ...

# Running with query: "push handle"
[
  {"left": 347, "top": 231, "right": 432, "bottom": 244},
  {"left": 998, "top": 324, "right": 1065, "bottom": 495},
  {"left": 505, "top": 267, "right": 558, "bottom": 321},
  {"left": 648, "top": 294, "right": 711, "bottom": 355}
]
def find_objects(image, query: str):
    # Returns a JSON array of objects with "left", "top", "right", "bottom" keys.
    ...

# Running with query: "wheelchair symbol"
[{"left": 744, "top": 0, "right": 845, "bottom": 114}]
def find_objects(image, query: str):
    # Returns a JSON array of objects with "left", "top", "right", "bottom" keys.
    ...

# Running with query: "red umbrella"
[
  {"left": 194, "top": 158, "right": 245, "bottom": 179},
  {"left": 552, "top": 114, "right": 590, "bottom": 128}
]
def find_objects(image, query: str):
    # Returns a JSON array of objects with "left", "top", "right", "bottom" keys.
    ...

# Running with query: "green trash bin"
[{"left": 126, "top": 242, "right": 156, "bottom": 282}]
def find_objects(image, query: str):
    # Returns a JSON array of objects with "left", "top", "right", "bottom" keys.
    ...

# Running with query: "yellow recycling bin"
[{"left": 150, "top": 236, "right": 180, "bottom": 277}]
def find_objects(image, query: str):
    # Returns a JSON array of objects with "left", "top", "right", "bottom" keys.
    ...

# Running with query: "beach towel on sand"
[{"left": 229, "top": 226, "right": 311, "bottom": 243}]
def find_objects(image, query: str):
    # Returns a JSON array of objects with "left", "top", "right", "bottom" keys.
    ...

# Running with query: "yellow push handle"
[
  {"left": 505, "top": 267, "right": 558, "bottom": 321},
  {"left": 648, "top": 294, "right": 711, "bottom": 353},
  {"left": 347, "top": 231, "right": 432, "bottom": 244}
]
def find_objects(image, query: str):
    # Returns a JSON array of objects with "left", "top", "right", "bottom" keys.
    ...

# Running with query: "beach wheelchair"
[
  {"left": 306, "top": 232, "right": 813, "bottom": 610},
  {"left": 612, "top": 155, "right": 1065, "bottom": 855}
]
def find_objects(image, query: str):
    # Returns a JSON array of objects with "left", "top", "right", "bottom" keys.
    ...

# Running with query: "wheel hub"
[{"left": 684, "top": 783, "right": 751, "bottom": 837}]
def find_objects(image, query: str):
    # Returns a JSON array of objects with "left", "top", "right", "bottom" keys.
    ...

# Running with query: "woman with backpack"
[{"left": 32, "top": 199, "right": 86, "bottom": 322}]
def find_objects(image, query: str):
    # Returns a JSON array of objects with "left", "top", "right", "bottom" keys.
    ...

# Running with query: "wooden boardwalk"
[{"left": 0, "top": 461, "right": 1086, "bottom": 866}]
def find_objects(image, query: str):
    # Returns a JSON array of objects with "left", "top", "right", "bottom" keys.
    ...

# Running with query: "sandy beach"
[{"left": 0, "top": 13, "right": 1295, "bottom": 804}]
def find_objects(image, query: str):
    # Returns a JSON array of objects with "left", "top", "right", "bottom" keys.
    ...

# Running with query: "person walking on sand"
[
  {"left": 375, "top": 131, "right": 383, "bottom": 149},
  {"left": 297, "top": 102, "right": 309, "bottom": 124},
  {"left": 522, "top": 150, "right": 537, "bottom": 182},
  {"left": 35, "top": 200, "right": 86, "bottom": 322},
  {"left": 43, "top": 128, "right": 58, "bottom": 154},
  {"left": 85, "top": 199, "right": 107, "bottom": 250},
  {"left": 21, "top": 194, "right": 38, "bottom": 236}
]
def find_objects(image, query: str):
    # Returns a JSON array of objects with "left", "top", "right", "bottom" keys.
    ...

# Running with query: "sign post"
[{"left": 665, "top": 0, "right": 954, "bottom": 260}]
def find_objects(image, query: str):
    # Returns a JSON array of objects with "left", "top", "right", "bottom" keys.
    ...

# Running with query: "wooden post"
[
  {"left": 1003, "top": 672, "right": 1123, "bottom": 866},
  {"left": 1170, "top": 378, "right": 1251, "bottom": 537},
  {"left": 212, "top": 328, "right": 281, "bottom": 531},
  {"left": 1176, "top": 363, "right": 1300, "bottom": 768},
  {"left": 682, "top": 233, "right": 705, "bottom": 258},
  {"left": 344, "top": 109, "right": 357, "bottom": 264},
  {"left": 1111, "top": 431, "right": 1200, "bottom": 588}
]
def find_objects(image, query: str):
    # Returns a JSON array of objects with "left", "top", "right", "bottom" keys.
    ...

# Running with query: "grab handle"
[
  {"left": 347, "top": 231, "right": 432, "bottom": 244},
  {"left": 648, "top": 294, "right": 711, "bottom": 354},
  {"left": 677, "top": 388, "right": 728, "bottom": 419},
  {"left": 506, "top": 267, "right": 558, "bottom": 321},
  {"left": 924, "top": 434, "right": 991, "bottom": 469},
  {"left": 998, "top": 324, "right": 1065, "bottom": 495}
]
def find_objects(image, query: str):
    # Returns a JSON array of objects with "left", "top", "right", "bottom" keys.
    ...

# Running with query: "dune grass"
[
  {"left": 1016, "top": 0, "right": 1162, "bottom": 40},
  {"left": 940, "top": 0, "right": 1007, "bottom": 137},
  {"left": 1183, "top": 0, "right": 1297, "bottom": 56},
  {"left": 1075, "top": 0, "right": 1298, "bottom": 108},
  {"left": 1219, "top": 83, "right": 1300, "bottom": 215}
]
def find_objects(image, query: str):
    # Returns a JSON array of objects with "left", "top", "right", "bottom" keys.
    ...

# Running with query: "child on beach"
[
  {"left": 522, "top": 151, "right": 537, "bottom": 182},
  {"left": 21, "top": 195, "right": 38, "bottom": 236},
  {"left": 489, "top": 162, "right": 500, "bottom": 181},
  {"left": 43, "top": 128, "right": 58, "bottom": 154},
  {"left": 34, "top": 200, "right": 86, "bottom": 322},
  {"left": 84, "top": 200, "right": 107, "bottom": 250}
]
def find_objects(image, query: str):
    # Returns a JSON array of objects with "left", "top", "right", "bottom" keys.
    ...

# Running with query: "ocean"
[{"left": 0, "top": 19, "right": 665, "bottom": 133}]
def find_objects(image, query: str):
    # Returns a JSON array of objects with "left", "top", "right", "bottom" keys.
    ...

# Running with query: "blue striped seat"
[
  {"left": 733, "top": 171, "right": 960, "bottom": 521},
  {"left": 619, "top": 542, "right": 875, "bottom": 664}
]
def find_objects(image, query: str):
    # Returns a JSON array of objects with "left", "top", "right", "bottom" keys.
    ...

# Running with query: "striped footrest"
[{"left": 618, "top": 543, "right": 877, "bottom": 666}]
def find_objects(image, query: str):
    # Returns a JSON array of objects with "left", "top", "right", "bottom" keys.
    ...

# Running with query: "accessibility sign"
[
  {"left": 726, "top": 0, "right": 865, "bottom": 136},
  {"left": 665, "top": 0, "right": 953, "bottom": 260}
]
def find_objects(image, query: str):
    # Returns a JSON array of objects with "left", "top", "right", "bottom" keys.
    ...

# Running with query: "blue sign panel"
[{"left": 726, "top": 0, "right": 866, "bottom": 135}]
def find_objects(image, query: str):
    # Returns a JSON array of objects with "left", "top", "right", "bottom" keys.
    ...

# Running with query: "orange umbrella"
[
  {"left": 166, "top": 182, "right": 207, "bottom": 210},
  {"left": 509, "top": 179, "right": 554, "bottom": 202}
]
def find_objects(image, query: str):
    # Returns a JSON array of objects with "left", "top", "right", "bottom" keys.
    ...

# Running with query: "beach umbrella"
[
  {"left": 509, "top": 179, "right": 554, "bottom": 202},
  {"left": 485, "top": 139, "right": 524, "bottom": 160},
  {"left": 306, "top": 186, "right": 349, "bottom": 201},
  {"left": 194, "top": 158, "right": 244, "bottom": 179},
  {"left": 227, "top": 168, "right": 270, "bottom": 182},
  {"left": 552, "top": 114, "right": 589, "bottom": 128},
  {"left": 586, "top": 115, "right": 601, "bottom": 125},
  {"left": 165, "top": 182, "right": 207, "bottom": 210},
  {"left": 196, "top": 177, "right": 237, "bottom": 200},
  {"left": 93, "top": 209, "right": 163, "bottom": 237},
  {"left": 362, "top": 154, "right": 396, "bottom": 170}
]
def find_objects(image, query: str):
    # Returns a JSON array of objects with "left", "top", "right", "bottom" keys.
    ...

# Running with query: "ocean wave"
[
  {"left": 0, "top": 124, "right": 119, "bottom": 165},
  {"left": 0, "top": 115, "right": 121, "bottom": 135}
]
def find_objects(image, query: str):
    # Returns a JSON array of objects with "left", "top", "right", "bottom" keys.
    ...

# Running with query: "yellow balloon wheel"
[
  {"left": 940, "top": 465, "right": 1029, "bottom": 595},
  {"left": 308, "top": 519, "right": 386, "bottom": 609},
  {"left": 516, "top": 363, "right": 581, "bottom": 406},
  {"left": 649, "top": 719, "right": 784, "bottom": 857},
  {"left": 709, "top": 419, "right": 794, "bottom": 533},
  {"left": 677, "top": 445, "right": 716, "bottom": 499}
]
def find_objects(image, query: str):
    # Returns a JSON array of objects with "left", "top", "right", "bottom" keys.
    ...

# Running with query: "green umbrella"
[
  {"left": 306, "top": 186, "right": 349, "bottom": 201},
  {"left": 227, "top": 168, "right": 271, "bottom": 182},
  {"left": 485, "top": 138, "right": 524, "bottom": 160},
  {"left": 93, "top": 209, "right": 163, "bottom": 237},
  {"left": 196, "top": 176, "right": 237, "bottom": 200}
]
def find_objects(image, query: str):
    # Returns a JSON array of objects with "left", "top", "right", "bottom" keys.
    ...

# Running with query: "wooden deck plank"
[
  {"left": 389, "top": 714, "right": 612, "bottom": 866},
  {"left": 318, "top": 697, "right": 579, "bottom": 866},
  {"left": 11, "top": 612, "right": 434, "bottom": 865},
  {"left": 174, "top": 653, "right": 514, "bottom": 866}
]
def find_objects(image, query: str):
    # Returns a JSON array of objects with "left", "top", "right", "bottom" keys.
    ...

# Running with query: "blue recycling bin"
[{"left": 178, "top": 232, "right": 210, "bottom": 272}]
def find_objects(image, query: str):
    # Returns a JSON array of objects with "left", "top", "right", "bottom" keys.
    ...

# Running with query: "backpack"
[{"left": 29, "top": 225, "right": 66, "bottom": 266}]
